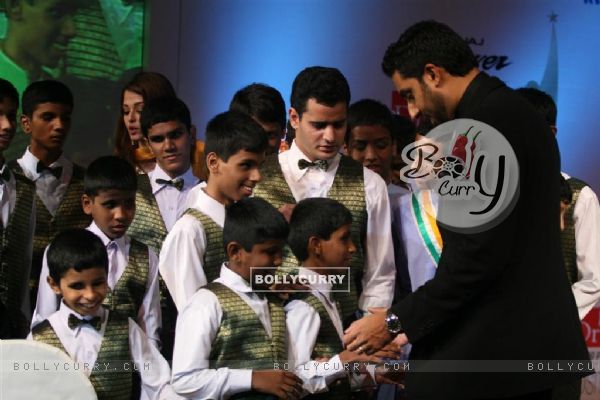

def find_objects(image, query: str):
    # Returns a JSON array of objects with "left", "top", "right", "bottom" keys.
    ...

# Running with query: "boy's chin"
[{"left": 72, "top": 304, "right": 102, "bottom": 316}]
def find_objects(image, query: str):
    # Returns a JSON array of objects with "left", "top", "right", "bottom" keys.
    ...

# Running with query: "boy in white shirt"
[
  {"left": 33, "top": 156, "right": 161, "bottom": 346},
  {"left": 29, "top": 228, "right": 179, "bottom": 399},
  {"left": 172, "top": 197, "right": 303, "bottom": 399}
]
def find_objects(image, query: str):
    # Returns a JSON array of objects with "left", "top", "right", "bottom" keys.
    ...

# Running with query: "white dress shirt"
[
  {"left": 32, "top": 222, "right": 161, "bottom": 346},
  {"left": 148, "top": 164, "right": 197, "bottom": 231},
  {"left": 171, "top": 264, "right": 273, "bottom": 399},
  {"left": 562, "top": 172, "right": 600, "bottom": 319},
  {"left": 17, "top": 148, "right": 74, "bottom": 216},
  {"left": 28, "top": 301, "right": 182, "bottom": 400},
  {"left": 285, "top": 267, "right": 372, "bottom": 395},
  {"left": 278, "top": 142, "right": 395, "bottom": 311},
  {"left": 159, "top": 184, "right": 225, "bottom": 311}
]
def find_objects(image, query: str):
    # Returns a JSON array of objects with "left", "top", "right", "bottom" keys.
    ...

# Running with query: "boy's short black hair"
[
  {"left": 204, "top": 110, "right": 268, "bottom": 162},
  {"left": 346, "top": 99, "right": 394, "bottom": 144},
  {"left": 84, "top": 156, "right": 137, "bottom": 197},
  {"left": 140, "top": 96, "right": 191, "bottom": 136},
  {"left": 392, "top": 114, "right": 416, "bottom": 153},
  {"left": 516, "top": 87, "right": 557, "bottom": 126},
  {"left": 382, "top": 20, "right": 478, "bottom": 79},
  {"left": 0, "top": 78, "right": 19, "bottom": 107},
  {"left": 223, "top": 197, "right": 288, "bottom": 252},
  {"left": 290, "top": 66, "right": 351, "bottom": 117},
  {"left": 21, "top": 80, "right": 74, "bottom": 117},
  {"left": 47, "top": 228, "right": 108, "bottom": 284},
  {"left": 229, "top": 83, "right": 286, "bottom": 129},
  {"left": 288, "top": 198, "right": 353, "bottom": 262}
]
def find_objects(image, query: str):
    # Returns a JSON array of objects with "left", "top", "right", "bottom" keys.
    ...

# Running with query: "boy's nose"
[
  {"left": 364, "top": 144, "right": 377, "bottom": 161},
  {"left": 0, "top": 116, "right": 12, "bottom": 132}
]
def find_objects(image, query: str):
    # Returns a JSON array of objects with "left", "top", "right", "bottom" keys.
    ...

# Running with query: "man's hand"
[
  {"left": 373, "top": 341, "right": 403, "bottom": 360},
  {"left": 278, "top": 204, "right": 296, "bottom": 223},
  {"left": 252, "top": 370, "right": 303, "bottom": 399},
  {"left": 343, "top": 307, "right": 392, "bottom": 354}
]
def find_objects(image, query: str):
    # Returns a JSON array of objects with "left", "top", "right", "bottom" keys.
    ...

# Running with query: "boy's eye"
[
  {"left": 101, "top": 201, "right": 117, "bottom": 209},
  {"left": 353, "top": 142, "right": 367, "bottom": 151},
  {"left": 376, "top": 140, "right": 391, "bottom": 149},
  {"left": 69, "top": 282, "right": 84, "bottom": 290},
  {"left": 332, "top": 121, "right": 346, "bottom": 130},
  {"left": 312, "top": 122, "right": 327, "bottom": 130}
]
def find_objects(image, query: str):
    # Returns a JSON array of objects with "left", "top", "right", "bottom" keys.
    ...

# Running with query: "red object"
[
  {"left": 466, "top": 130, "right": 481, "bottom": 177},
  {"left": 451, "top": 126, "right": 473, "bottom": 162},
  {"left": 582, "top": 306, "right": 600, "bottom": 347}
]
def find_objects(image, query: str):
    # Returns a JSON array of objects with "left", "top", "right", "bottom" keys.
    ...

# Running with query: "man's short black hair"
[
  {"left": 140, "top": 96, "right": 191, "bottom": 136},
  {"left": 21, "top": 80, "right": 74, "bottom": 117},
  {"left": 288, "top": 198, "right": 353, "bottom": 262},
  {"left": 346, "top": 99, "right": 394, "bottom": 144},
  {"left": 516, "top": 87, "right": 557, "bottom": 126},
  {"left": 47, "top": 228, "right": 108, "bottom": 284},
  {"left": 229, "top": 83, "right": 286, "bottom": 129},
  {"left": 223, "top": 197, "right": 288, "bottom": 252},
  {"left": 204, "top": 110, "right": 268, "bottom": 162},
  {"left": 382, "top": 20, "right": 478, "bottom": 79},
  {"left": 84, "top": 156, "right": 137, "bottom": 197},
  {"left": 0, "top": 78, "right": 19, "bottom": 107},
  {"left": 290, "top": 66, "right": 351, "bottom": 117}
]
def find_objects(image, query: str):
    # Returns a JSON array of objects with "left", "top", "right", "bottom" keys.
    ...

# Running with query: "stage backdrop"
[{"left": 145, "top": 0, "right": 600, "bottom": 397}]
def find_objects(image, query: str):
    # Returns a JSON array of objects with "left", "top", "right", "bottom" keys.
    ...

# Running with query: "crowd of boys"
[{"left": 0, "top": 18, "right": 598, "bottom": 400}]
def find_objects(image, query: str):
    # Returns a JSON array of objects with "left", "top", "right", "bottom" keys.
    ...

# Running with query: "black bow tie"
[
  {"left": 298, "top": 159, "right": 329, "bottom": 171},
  {"left": 156, "top": 178, "right": 184, "bottom": 191},
  {"left": 36, "top": 162, "right": 62, "bottom": 179},
  {"left": 68, "top": 314, "right": 102, "bottom": 331}
]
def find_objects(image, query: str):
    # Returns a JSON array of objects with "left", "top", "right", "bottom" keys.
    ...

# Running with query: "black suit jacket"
[{"left": 391, "top": 72, "right": 590, "bottom": 399}]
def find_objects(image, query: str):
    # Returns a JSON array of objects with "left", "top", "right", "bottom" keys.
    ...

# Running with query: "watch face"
[{"left": 387, "top": 313, "right": 402, "bottom": 333}]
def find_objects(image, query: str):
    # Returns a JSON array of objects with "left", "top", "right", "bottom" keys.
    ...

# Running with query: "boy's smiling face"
[
  {"left": 207, "top": 149, "right": 265, "bottom": 206},
  {"left": 48, "top": 266, "right": 108, "bottom": 317},
  {"left": 229, "top": 239, "right": 284, "bottom": 290},
  {"left": 147, "top": 120, "right": 192, "bottom": 178}
]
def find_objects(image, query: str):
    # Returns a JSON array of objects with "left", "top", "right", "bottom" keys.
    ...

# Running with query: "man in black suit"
[{"left": 343, "top": 20, "right": 590, "bottom": 400}]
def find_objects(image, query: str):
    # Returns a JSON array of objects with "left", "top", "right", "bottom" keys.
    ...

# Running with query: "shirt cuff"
[{"left": 228, "top": 369, "right": 253, "bottom": 394}]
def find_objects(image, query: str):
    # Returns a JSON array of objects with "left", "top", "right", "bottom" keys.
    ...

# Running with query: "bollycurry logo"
[
  {"left": 401, "top": 119, "right": 519, "bottom": 233},
  {"left": 250, "top": 267, "right": 351, "bottom": 292}
]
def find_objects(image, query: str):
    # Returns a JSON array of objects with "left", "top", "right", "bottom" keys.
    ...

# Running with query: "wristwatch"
[{"left": 385, "top": 312, "right": 404, "bottom": 335}]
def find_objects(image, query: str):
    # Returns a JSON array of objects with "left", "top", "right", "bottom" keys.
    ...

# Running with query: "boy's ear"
[
  {"left": 81, "top": 194, "right": 93, "bottom": 216},
  {"left": 308, "top": 236, "right": 322, "bottom": 257},
  {"left": 226, "top": 241, "right": 243, "bottom": 261},
  {"left": 341, "top": 143, "right": 349, "bottom": 156},
  {"left": 47, "top": 276, "right": 62, "bottom": 296},
  {"left": 206, "top": 152, "right": 220, "bottom": 175},
  {"left": 289, "top": 107, "right": 300, "bottom": 130},
  {"left": 20, "top": 114, "right": 31, "bottom": 134}
]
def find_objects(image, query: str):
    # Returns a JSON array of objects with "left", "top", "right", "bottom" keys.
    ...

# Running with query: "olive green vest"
[
  {"left": 0, "top": 173, "right": 35, "bottom": 337},
  {"left": 184, "top": 208, "right": 226, "bottom": 283},
  {"left": 9, "top": 161, "right": 91, "bottom": 307},
  {"left": 102, "top": 239, "right": 149, "bottom": 321},
  {"left": 32, "top": 310, "right": 133, "bottom": 400},
  {"left": 127, "top": 174, "right": 167, "bottom": 255},
  {"left": 253, "top": 154, "right": 367, "bottom": 321},
  {"left": 292, "top": 293, "right": 351, "bottom": 399},
  {"left": 206, "top": 282, "right": 286, "bottom": 399},
  {"left": 561, "top": 177, "right": 588, "bottom": 285}
]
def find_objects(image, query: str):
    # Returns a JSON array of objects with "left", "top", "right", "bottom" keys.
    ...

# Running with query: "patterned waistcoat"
[
  {"left": 127, "top": 174, "right": 167, "bottom": 255},
  {"left": 184, "top": 208, "right": 226, "bottom": 283},
  {"left": 253, "top": 154, "right": 367, "bottom": 321},
  {"left": 0, "top": 173, "right": 35, "bottom": 337},
  {"left": 561, "top": 177, "right": 588, "bottom": 285},
  {"left": 32, "top": 311, "right": 133, "bottom": 400},
  {"left": 9, "top": 161, "right": 91, "bottom": 302},
  {"left": 291, "top": 293, "right": 351, "bottom": 399},
  {"left": 206, "top": 282, "right": 286, "bottom": 400},
  {"left": 102, "top": 239, "right": 149, "bottom": 321}
]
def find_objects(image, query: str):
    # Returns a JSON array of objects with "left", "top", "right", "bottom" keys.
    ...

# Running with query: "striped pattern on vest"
[
  {"left": 184, "top": 208, "right": 226, "bottom": 283},
  {"left": 206, "top": 282, "right": 286, "bottom": 369},
  {"left": 102, "top": 239, "right": 149, "bottom": 320},
  {"left": 9, "top": 162, "right": 90, "bottom": 302},
  {"left": 128, "top": 174, "right": 167, "bottom": 254},
  {"left": 291, "top": 293, "right": 351, "bottom": 400},
  {"left": 0, "top": 174, "right": 35, "bottom": 337},
  {"left": 561, "top": 177, "right": 588, "bottom": 285},
  {"left": 253, "top": 154, "right": 367, "bottom": 321},
  {"left": 32, "top": 311, "right": 133, "bottom": 400}
]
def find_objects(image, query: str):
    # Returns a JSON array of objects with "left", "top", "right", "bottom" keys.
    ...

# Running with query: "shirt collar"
[
  {"left": 298, "top": 266, "right": 333, "bottom": 300},
  {"left": 218, "top": 263, "right": 254, "bottom": 294},
  {"left": 58, "top": 300, "right": 107, "bottom": 327},
  {"left": 20, "top": 147, "right": 69, "bottom": 181},
  {"left": 286, "top": 141, "right": 341, "bottom": 182},
  {"left": 186, "top": 185, "right": 226, "bottom": 226},
  {"left": 149, "top": 164, "right": 196, "bottom": 194},
  {"left": 86, "top": 222, "right": 128, "bottom": 252}
]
